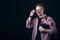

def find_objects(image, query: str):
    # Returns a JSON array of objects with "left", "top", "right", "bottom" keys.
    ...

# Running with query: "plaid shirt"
[{"left": 26, "top": 15, "right": 57, "bottom": 40}]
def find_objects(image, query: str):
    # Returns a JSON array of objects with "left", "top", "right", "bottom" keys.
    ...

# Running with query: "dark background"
[{"left": 0, "top": 0, "right": 60, "bottom": 40}]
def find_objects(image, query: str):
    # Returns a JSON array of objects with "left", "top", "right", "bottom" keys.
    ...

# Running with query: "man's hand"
[
  {"left": 27, "top": 10, "right": 35, "bottom": 21},
  {"left": 39, "top": 26, "right": 45, "bottom": 32},
  {"left": 30, "top": 10, "right": 35, "bottom": 16}
]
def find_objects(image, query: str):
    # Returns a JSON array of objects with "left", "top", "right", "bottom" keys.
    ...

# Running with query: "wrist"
[
  {"left": 44, "top": 29, "right": 48, "bottom": 32},
  {"left": 29, "top": 16, "right": 32, "bottom": 17},
  {"left": 29, "top": 16, "right": 32, "bottom": 19},
  {"left": 28, "top": 16, "right": 32, "bottom": 21}
]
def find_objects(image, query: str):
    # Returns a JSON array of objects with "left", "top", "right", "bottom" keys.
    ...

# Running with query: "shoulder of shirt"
[{"left": 46, "top": 15, "right": 54, "bottom": 20}]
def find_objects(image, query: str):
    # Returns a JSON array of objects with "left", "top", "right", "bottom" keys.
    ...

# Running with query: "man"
[{"left": 26, "top": 3, "right": 57, "bottom": 40}]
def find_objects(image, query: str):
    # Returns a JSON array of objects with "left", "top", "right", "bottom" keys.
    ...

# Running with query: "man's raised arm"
[{"left": 26, "top": 10, "right": 35, "bottom": 28}]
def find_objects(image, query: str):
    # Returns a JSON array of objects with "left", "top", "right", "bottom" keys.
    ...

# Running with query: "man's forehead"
[{"left": 36, "top": 6, "right": 42, "bottom": 10}]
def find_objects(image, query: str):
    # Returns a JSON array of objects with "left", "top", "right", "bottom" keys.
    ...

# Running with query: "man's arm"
[
  {"left": 26, "top": 17, "right": 34, "bottom": 28},
  {"left": 26, "top": 10, "right": 35, "bottom": 29},
  {"left": 43, "top": 17, "right": 57, "bottom": 35}
]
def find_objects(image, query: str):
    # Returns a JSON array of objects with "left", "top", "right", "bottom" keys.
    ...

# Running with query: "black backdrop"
[{"left": 0, "top": 0, "right": 60, "bottom": 40}]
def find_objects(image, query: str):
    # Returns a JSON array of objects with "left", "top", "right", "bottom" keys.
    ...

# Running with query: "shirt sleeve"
[
  {"left": 45, "top": 16, "right": 57, "bottom": 35},
  {"left": 26, "top": 17, "right": 34, "bottom": 29}
]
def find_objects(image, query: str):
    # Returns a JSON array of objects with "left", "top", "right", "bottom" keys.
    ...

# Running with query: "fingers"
[
  {"left": 39, "top": 26, "right": 45, "bottom": 32},
  {"left": 32, "top": 9, "right": 35, "bottom": 12},
  {"left": 30, "top": 10, "right": 35, "bottom": 14},
  {"left": 30, "top": 9, "right": 35, "bottom": 16}
]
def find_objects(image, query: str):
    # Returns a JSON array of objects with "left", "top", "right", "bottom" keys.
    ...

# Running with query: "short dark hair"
[{"left": 36, "top": 3, "right": 44, "bottom": 8}]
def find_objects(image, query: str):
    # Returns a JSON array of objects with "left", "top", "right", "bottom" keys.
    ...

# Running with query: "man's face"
[{"left": 36, "top": 6, "right": 44, "bottom": 16}]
